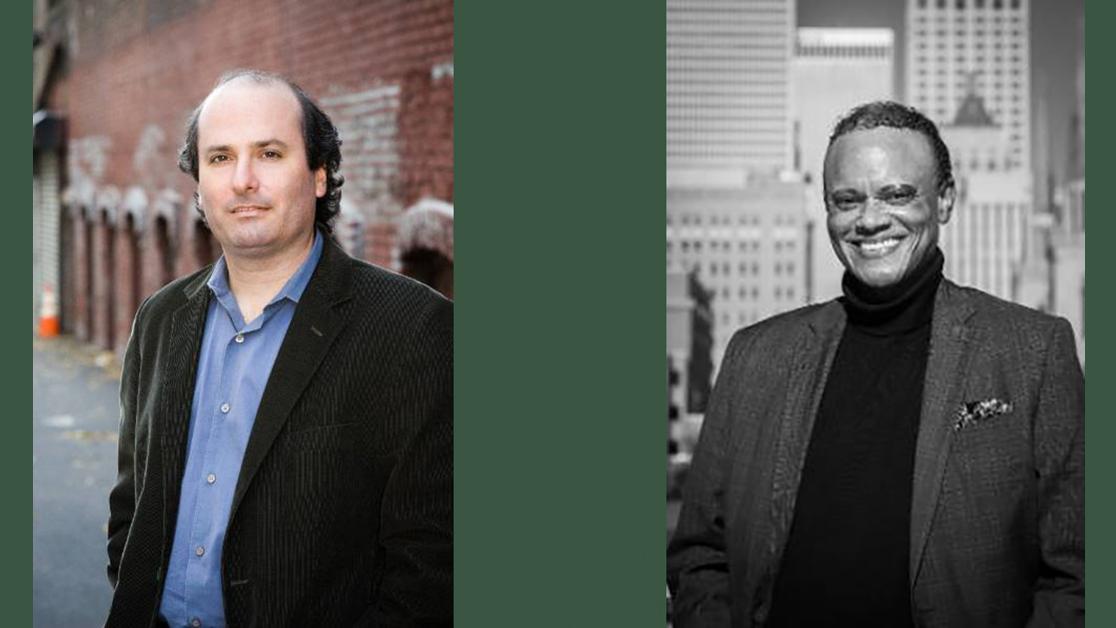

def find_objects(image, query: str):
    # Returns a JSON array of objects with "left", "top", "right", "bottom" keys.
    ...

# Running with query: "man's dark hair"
[
  {"left": 827, "top": 101, "right": 954, "bottom": 192},
  {"left": 178, "top": 69, "right": 344, "bottom": 233}
]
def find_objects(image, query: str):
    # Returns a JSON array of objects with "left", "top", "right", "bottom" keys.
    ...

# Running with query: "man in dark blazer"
[
  {"left": 668, "top": 102, "right": 1083, "bottom": 627},
  {"left": 106, "top": 70, "right": 452, "bottom": 627}
]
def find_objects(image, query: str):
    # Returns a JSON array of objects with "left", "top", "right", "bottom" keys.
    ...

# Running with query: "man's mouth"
[
  {"left": 230, "top": 205, "right": 269, "bottom": 215},
  {"left": 854, "top": 237, "right": 903, "bottom": 257}
]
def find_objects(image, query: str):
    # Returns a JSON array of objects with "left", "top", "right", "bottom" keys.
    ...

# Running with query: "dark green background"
[
  {"left": 454, "top": 3, "right": 665, "bottom": 625},
  {"left": 1084, "top": 2, "right": 1105, "bottom": 627},
  {"left": 454, "top": 1, "right": 1102, "bottom": 626},
  {"left": 17, "top": 1, "right": 1104, "bottom": 626},
  {"left": 453, "top": 2, "right": 660, "bottom": 624},
  {"left": 14, "top": 1, "right": 33, "bottom": 624}
]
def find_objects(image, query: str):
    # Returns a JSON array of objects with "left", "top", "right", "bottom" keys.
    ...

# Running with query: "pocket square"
[{"left": 954, "top": 398, "right": 1013, "bottom": 432}]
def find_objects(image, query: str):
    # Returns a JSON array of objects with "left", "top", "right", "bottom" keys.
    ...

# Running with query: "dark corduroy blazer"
[
  {"left": 668, "top": 280, "right": 1084, "bottom": 627},
  {"left": 106, "top": 238, "right": 453, "bottom": 627}
]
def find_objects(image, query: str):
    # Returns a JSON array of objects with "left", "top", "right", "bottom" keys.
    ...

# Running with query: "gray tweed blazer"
[
  {"left": 106, "top": 238, "right": 453, "bottom": 627},
  {"left": 668, "top": 279, "right": 1083, "bottom": 627}
]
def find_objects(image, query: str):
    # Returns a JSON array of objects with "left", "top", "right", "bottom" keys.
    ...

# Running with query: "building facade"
[
  {"left": 1051, "top": 179, "right": 1084, "bottom": 363},
  {"left": 667, "top": 0, "right": 796, "bottom": 187},
  {"left": 666, "top": 179, "right": 809, "bottom": 366},
  {"left": 33, "top": 0, "right": 454, "bottom": 355},
  {"left": 938, "top": 91, "right": 1030, "bottom": 301},
  {"left": 906, "top": 0, "right": 1030, "bottom": 171},
  {"left": 791, "top": 27, "right": 894, "bottom": 303}
]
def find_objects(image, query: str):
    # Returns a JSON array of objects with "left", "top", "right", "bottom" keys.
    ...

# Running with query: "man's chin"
[
  {"left": 850, "top": 263, "right": 904, "bottom": 288},
  {"left": 843, "top": 248, "right": 916, "bottom": 288}
]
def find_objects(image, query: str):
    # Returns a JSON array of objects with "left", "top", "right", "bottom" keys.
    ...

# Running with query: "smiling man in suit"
[
  {"left": 106, "top": 70, "right": 452, "bottom": 627},
  {"left": 668, "top": 101, "right": 1083, "bottom": 627}
]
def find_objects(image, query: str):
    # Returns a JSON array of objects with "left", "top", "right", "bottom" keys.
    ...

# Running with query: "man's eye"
[
  {"left": 208, "top": 154, "right": 230, "bottom": 164},
  {"left": 262, "top": 150, "right": 282, "bottom": 159},
  {"left": 832, "top": 196, "right": 863, "bottom": 211},
  {"left": 881, "top": 191, "right": 916, "bottom": 205}
]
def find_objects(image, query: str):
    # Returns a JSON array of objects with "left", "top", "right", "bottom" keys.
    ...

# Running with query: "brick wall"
[{"left": 41, "top": 0, "right": 453, "bottom": 354}]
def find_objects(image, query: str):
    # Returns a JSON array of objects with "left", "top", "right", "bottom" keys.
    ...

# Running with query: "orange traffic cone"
[{"left": 39, "top": 284, "right": 60, "bottom": 338}]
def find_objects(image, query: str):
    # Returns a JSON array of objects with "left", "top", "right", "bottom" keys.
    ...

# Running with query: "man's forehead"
[
  {"left": 197, "top": 78, "right": 302, "bottom": 138},
  {"left": 824, "top": 127, "right": 936, "bottom": 181}
]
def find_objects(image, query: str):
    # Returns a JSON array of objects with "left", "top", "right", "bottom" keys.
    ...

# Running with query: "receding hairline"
[
  {"left": 194, "top": 75, "right": 307, "bottom": 152},
  {"left": 198, "top": 74, "right": 302, "bottom": 120},
  {"left": 822, "top": 126, "right": 941, "bottom": 189}
]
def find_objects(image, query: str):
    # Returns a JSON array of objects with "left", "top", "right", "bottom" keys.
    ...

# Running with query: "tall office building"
[
  {"left": 906, "top": 0, "right": 1030, "bottom": 172},
  {"left": 666, "top": 180, "right": 809, "bottom": 367},
  {"left": 791, "top": 27, "right": 895, "bottom": 303},
  {"left": 667, "top": 0, "right": 796, "bottom": 187},
  {"left": 1051, "top": 44, "right": 1084, "bottom": 362},
  {"left": 939, "top": 90, "right": 1030, "bottom": 301},
  {"left": 908, "top": 0, "right": 1034, "bottom": 303}
]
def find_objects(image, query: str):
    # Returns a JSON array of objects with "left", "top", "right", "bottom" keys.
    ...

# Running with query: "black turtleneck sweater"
[{"left": 767, "top": 249, "right": 944, "bottom": 628}]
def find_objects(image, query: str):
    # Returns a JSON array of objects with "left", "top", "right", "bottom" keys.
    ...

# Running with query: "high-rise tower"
[
  {"left": 667, "top": 0, "right": 797, "bottom": 186},
  {"left": 906, "top": 0, "right": 1030, "bottom": 171}
]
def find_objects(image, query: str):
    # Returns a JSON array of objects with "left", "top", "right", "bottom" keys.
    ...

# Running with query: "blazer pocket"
[
  {"left": 949, "top": 405, "right": 1031, "bottom": 485},
  {"left": 953, "top": 398, "right": 1014, "bottom": 432}
]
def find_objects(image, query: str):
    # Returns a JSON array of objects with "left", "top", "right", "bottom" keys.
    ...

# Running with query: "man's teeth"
[{"left": 859, "top": 238, "right": 899, "bottom": 253}]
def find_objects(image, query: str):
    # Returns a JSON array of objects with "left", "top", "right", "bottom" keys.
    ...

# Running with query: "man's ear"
[
  {"left": 937, "top": 182, "right": 956, "bottom": 225},
  {"left": 314, "top": 167, "right": 327, "bottom": 198}
]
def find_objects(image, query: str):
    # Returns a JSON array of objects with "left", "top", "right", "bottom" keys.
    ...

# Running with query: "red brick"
[{"left": 47, "top": 0, "right": 453, "bottom": 348}]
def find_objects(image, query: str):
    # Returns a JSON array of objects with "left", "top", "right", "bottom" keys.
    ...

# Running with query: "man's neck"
[{"left": 223, "top": 233, "right": 315, "bottom": 324}]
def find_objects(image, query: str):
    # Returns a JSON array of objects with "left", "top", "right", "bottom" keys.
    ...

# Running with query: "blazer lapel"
[
  {"left": 909, "top": 280, "right": 977, "bottom": 587},
  {"left": 159, "top": 270, "right": 214, "bottom": 539},
  {"left": 768, "top": 303, "right": 845, "bottom": 564},
  {"left": 229, "top": 239, "right": 354, "bottom": 520}
]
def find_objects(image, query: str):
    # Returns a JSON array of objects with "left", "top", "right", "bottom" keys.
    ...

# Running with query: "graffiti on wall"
[
  {"left": 320, "top": 84, "right": 403, "bottom": 223},
  {"left": 66, "top": 135, "right": 112, "bottom": 208}
]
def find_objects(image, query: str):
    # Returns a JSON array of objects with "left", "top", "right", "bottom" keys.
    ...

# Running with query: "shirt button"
[
  {"left": 195, "top": 545, "right": 205, "bottom": 557},
  {"left": 234, "top": 334, "right": 244, "bottom": 343},
  {"left": 206, "top": 473, "right": 217, "bottom": 484},
  {"left": 191, "top": 619, "right": 202, "bottom": 627},
  {"left": 220, "top": 403, "right": 230, "bottom": 414}
]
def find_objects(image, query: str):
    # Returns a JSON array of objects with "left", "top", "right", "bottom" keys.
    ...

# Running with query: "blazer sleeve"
[
  {"left": 106, "top": 296, "right": 148, "bottom": 588},
  {"left": 1026, "top": 317, "right": 1084, "bottom": 627},
  {"left": 667, "top": 329, "right": 751, "bottom": 627},
  {"left": 362, "top": 296, "right": 454, "bottom": 626}
]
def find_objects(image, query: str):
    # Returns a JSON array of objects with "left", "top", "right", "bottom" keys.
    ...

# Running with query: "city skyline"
[
  {"left": 799, "top": 0, "right": 1083, "bottom": 186},
  {"left": 666, "top": 0, "right": 1084, "bottom": 377}
]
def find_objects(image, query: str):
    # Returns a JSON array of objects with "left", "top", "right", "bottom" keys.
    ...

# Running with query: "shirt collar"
[{"left": 207, "top": 229, "right": 325, "bottom": 307}]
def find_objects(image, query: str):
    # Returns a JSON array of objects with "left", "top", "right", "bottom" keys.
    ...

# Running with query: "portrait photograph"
[
  {"left": 32, "top": 1, "right": 453, "bottom": 625},
  {"left": 666, "top": 0, "right": 1085, "bottom": 625}
]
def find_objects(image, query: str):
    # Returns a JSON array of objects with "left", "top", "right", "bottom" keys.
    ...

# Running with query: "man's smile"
[{"left": 851, "top": 236, "right": 904, "bottom": 258}]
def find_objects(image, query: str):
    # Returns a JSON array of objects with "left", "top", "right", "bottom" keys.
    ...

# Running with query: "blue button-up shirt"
[{"left": 160, "top": 232, "right": 323, "bottom": 628}]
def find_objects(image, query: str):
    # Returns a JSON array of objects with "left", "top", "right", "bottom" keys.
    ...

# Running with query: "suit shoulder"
[
  {"left": 944, "top": 282, "right": 1077, "bottom": 364},
  {"left": 342, "top": 259, "right": 452, "bottom": 361},
  {"left": 346, "top": 258, "right": 450, "bottom": 310},
  {"left": 947, "top": 281, "right": 1066, "bottom": 331},
  {"left": 724, "top": 301, "right": 835, "bottom": 355},
  {"left": 344, "top": 259, "right": 452, "bottom": 344},
  {"left": 136, "top": 265, "right": 213, "bottom": 323}
]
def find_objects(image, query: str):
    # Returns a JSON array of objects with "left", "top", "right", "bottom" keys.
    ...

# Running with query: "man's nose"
[
  {"left": 855, "top": 200, "right": 890, "bottom": 233},
  {"left": 232, "top": 158, "right": 259, "bottom": 194}
]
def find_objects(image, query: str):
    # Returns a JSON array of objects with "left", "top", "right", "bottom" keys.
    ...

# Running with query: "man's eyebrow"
[
  {"left": 876, "top": 183, "right": 917, "bottom": 195},
  {"left": 253, "top": 139, "right": 289, "bottom": 150},
  {"left": 202, "top": 139, "right": 290, "bottom": 154}
]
